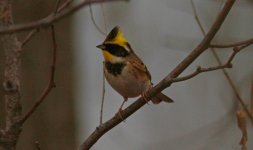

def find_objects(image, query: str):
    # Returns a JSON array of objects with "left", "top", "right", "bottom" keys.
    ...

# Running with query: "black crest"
[{"left": 104, "top": 26, "right": 119, "bottom": 42}]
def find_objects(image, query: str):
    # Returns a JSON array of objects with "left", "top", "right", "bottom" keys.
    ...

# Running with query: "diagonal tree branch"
[
  {"left": 0, "top": 0, "right": 129, "bottom": 34},
  {"left": 79, "top": 0, "right": 236, "bottom": 149}
]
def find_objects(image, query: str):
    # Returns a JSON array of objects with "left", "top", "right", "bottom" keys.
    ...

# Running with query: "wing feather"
[{"left": 128, "top": 53, "right": 151, "bottom": 80}]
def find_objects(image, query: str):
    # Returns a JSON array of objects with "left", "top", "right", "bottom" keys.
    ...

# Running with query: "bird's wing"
[{"left": 128, "top": 53, "right": 152, "bottom": 80}]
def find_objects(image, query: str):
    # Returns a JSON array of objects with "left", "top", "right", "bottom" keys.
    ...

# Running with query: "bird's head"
[{"left": 96, "top": 26, "right": 132, "bottom": 63}]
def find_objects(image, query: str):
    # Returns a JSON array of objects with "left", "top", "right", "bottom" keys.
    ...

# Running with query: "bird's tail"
[{"left": 151, "top": 92, "right": 174, "bottom": 104}]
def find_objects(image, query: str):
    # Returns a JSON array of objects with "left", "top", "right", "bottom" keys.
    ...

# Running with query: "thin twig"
[
  {"left": 172, "top": 63, "right": 231, "bottom": 83},
  {"left": 0, "top": 0, "right": 129, "bottom": 34},
  {"left": 79, "top": 0, "right": 236, "bottom": 149},
  {"left": 21, "top": 0, "right": 73, "bottom": 47},
  {"left": 212, "top": 49, "right": 253, "bottom": 123},
  {"left": 100, "top": 63, "right": 106, "bottom": 124},
  {"left": 172, "top": 44, "right": 249, "bottom": 83},
  {"left": 19, "top": 25, "right": 57, "bottom": 125},
  {"left": 100, "top": 3, "right": 108, "bottom": 33},
  {"left": 210, "top": 38, "right": 253, "bottom": 48},
  {"left": 251, "top": 79, "right": 253, "bottom": 115},
  {"left": 21, "top": 29, "right": 40, "bottom": 47},
  {"left": 89, "top": 4, "right": 107, "bottom": 36},
  {"left": 54, "top": 0, "right": 62, "bottom": 14},
  {"left": 190, "top": 0, "right": 253, "bottom": 123},
  {"left": 172, "top": 65, "right": 230, "bottom": 83},
  {"left": 190, "top": 0, "right": 205, "bottom": 34},
  {"left": 98, "top": 4, "right": 108, "bottom": 124},
  {"left": 57, "top": 0, "right": 73, "bottom": 13}
]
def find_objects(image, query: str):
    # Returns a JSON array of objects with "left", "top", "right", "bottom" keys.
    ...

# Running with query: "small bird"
[{"left": 96, "top": 26, "right": 173, "bottom": 112}]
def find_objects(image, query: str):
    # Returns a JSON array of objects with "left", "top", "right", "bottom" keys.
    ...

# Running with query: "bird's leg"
[
  {"left": 141, "top": 92, "right": 149, "bottom": 104},
  {"left": 141, "top": 84, "right": 153, "bottom": 104},
  {"left": 116, "top": 97, "right": 127, "bottom": 121}
]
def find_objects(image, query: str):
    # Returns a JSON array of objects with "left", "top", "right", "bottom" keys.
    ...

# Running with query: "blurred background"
[{"left": 0, "top": 0, "right": 253, "bottom": 149}]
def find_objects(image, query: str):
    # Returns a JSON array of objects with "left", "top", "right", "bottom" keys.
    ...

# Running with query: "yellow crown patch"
[{"left": 104, "top": 26, "right": 128, "bottom": 47}]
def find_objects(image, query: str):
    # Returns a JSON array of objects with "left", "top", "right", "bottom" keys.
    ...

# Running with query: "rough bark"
[{"left": 0, "top": 0, "right": 22, "bottom": 149}]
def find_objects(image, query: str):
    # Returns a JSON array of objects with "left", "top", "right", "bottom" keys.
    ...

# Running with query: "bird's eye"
[{"left": 105, "top": 44, "right": 129, "bottom": 57}]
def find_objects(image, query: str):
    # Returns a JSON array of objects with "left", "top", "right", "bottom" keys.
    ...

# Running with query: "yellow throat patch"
[
  {"left": 102, "top": 50, "right": 123, "bottom": 62},
  {"left": 102, "top": 50, "right": 113, "bottom": 61}
]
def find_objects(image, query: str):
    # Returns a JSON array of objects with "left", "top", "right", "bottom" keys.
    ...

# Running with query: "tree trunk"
[{"left": 0, "top": 0, "right": 22, "bottom": 149}]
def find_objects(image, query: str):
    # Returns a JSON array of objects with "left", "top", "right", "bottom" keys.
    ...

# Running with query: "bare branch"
[
  {"left": 21, "top": 0, "right": 73, "bottom": 47},
  {"left": 191, "top": 0, "right": 253, "bottom": 124},
  {"left": 172, "top": 65, "right": 231, "bottom": 83},
  {"left": 171, "top": 43, "right": 251, "bottom": 83},
  {"left": 100, "top": 3, "right": 108, "bottom": 33},
  {"left": 213, "top": 49, "right": 253, "bottom": 124},
  {"left": 89, "top": 4, "right": 107, "bottom": 36},
  {"left": 57, "top": 0, "right": 73, "bottom": 13},
  {"left": 190, "top": 0, "right": 205, "bottom": 34},
  {"left": 0, "top": 0, "right": 129, "bottom": 34},
  {"left": 19, "top": 25, "right": 57, "bottom": 125},
  {"left": 54, "top": 0, "right": 62, "bottom": 14},
  {"left": 21, "top": 29, "right": 40, "bottom": 47},
  {"left": 79, "top": 0, "right": 236, "bottom": 149},
  {"left": 100, "top": 63, "right": 106, "bottom": 124},
  {"left": 210, "top": 38, "right": 253, "bottom": 48}
]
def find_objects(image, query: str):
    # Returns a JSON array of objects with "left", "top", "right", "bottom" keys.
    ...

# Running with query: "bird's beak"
[{"left": 96, "top": 44, "right": 105, "bottom": 50}]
